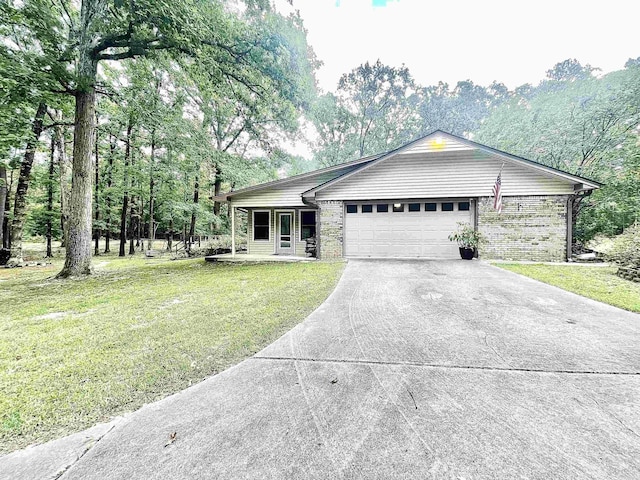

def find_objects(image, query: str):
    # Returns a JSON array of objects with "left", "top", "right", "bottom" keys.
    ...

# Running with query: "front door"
[{"left": 277, "top": 212, "right": 294, "bottom": 255}]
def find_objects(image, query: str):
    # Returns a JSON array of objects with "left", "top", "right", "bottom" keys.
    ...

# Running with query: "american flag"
[{"left": 492, "top": 172, "right": 502, "bottom": 213}]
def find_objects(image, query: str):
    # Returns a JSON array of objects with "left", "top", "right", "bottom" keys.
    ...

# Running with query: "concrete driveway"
[{"left": 4, "top": 260, "right": 640, "bottom": 479}]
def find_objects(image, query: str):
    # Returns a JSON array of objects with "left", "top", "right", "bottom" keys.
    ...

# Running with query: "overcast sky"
[{"left": 279, "top": 0, "right": 640, "bottom": 92}]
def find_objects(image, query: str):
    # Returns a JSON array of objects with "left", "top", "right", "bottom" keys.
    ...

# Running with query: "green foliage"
[
  {"left": 576, "top": 142, "right": 640, "bottom": 240},
  {"left": 605, "top": 223, "right": 640, "bottom": 269},
  {"left": 311, "top": 60, "right": 419, "bottom": 165},
  {"left": 310, "top": 62, "right": 509, "bottom": 166},
  {"left": 448, "top": 222, "right": 484, "bottom": 249},
  {"left": 418, "top": 80, "right": 507, "bottom": 136},
  {"left": 476, "top": 61, "right": 640, "bottom": 242}
]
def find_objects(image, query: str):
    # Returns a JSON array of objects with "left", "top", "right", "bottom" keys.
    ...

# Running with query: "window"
[
  {"left": 442, "top": 202, "right": 454, "bottom": 211},
  {"left": 408, "top": 203, "right": 420, "bottom": 212},
  {"left": 346, "top": 204, "right": 358, "bottom": 214},
  {"left": 362, "top": 204, "right": 373, "bottom": 213},
  {"left": 300, "top": 211, "right": 316, "bottom": 240},
  {"left": 425, "top": 203, "right": 437, "bottom": 212},
  {"left": 458, "top": 202, "right": 470, "bottom": 211},
  {"left": 253, "top": 211, "right": 270, "bottom": 241},
  {"left": 376, "top": 204, "right": 389, "bottom": 213},
  {"left": 392, "top": 203, "right": 404, "bottom": 212}
]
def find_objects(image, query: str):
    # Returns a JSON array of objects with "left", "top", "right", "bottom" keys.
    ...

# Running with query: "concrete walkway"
[{"left": 3, "top": 259, "right": 640, "bottom": 479}]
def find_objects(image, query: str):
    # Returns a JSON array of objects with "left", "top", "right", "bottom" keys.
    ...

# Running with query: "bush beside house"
[{"left": 604, "top": 223, "right": 640, "bottom": 282}]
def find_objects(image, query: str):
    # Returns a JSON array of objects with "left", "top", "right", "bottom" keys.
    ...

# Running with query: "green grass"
[
  {"left": 0, "top": 254, "right": 344, "bottom": 453},
  {"left": 494, "top": 264, "right": 640, "bottom": 313}
]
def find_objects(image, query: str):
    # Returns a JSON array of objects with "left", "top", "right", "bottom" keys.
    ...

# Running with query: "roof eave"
[{"left": 216, "top": 152, "right": 385, "bottom": 200}]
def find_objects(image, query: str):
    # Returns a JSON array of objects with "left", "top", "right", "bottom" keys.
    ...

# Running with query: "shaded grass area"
[
  {"left": 0, "top": 256, "right": 344, "bottom": 453},
  {"left": 494, "top": 264, "right": 640, "bottom": 313}
]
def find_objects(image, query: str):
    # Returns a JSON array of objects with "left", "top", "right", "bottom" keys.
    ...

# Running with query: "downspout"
[
  {"left": 566, "top": 195, "right": 573, "bottom": 262},
  {"left": 473, "top": 197, "right": 479, "bottom": 258}
]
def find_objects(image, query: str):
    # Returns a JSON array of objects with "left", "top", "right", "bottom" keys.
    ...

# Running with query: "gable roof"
[
  {"left": 215, "top": 130, "right": 601, "bottom": 204},
  {"left": 301, "top": 130, "right": 601, "bottom": 200}
]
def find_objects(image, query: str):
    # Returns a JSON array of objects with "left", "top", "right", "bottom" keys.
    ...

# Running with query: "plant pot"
[{"left": 459, "top": 247, "right": 475, "bottom": 260}]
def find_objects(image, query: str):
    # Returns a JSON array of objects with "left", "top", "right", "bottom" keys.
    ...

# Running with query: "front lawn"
[
  {"left": 0, "top": 257, "right": 344, "bottom": 453},
  {"left": 494, "top": 264, "right": 640, "bottom": 313}
]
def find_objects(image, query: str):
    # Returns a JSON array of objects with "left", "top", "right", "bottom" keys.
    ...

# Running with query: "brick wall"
[
  {"left": 317, "top": 200, "right": 344, "bottom": 259},
  {"left": 478, "top": 195, "right": 569, "bottom": 262}
]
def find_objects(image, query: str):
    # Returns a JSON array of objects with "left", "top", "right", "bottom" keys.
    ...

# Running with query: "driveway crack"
[
  {"left": 251, "top": 356, "right": 640, "bottom": 376},
  {"left": 56, "top": 423, "right": 118, "bottom": 479},
  {"left": 482, "top": 332, "right": 511, "bottom": 368}
]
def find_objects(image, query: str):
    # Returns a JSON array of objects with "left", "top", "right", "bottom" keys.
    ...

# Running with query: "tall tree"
[
  {"left": 119, "top": 121, "right": 133, "bottom": 257},
  {"left": 51, "top": 0, "right": 316, "bottom": 276},
  {"left": 338, "top": 60, "right": 418, "bottom": 157},
  {"left": 6, "top": 102, "right": 47, "bottom": 266}
]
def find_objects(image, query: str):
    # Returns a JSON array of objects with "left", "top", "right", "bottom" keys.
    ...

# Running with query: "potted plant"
[{"left": 448, "top": 222, "right": 484, "bottom": 260}]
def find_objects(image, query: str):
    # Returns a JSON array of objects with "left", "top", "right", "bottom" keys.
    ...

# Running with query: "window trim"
[
  {"left": 441, "top": 202, "right": 454, "bottom": 212},
  {"left": 458, "top": 201, "right": 470, "bottom": 211},
  {"left": 361, "top": 204, "right": 373, "bottom": 213},
  {"left": 252, "top": 209, "right": 271, "bottom": 242},
  {"left": 376, "top": 203, "right": 389, "bottom": 213},
  {"left": 408, "top": 203, "right": 421, "bottom": 212},
  {"left": 425, "top": 202, "right": 437, "bottom": 212},
  {"left": 346, "top": 204, "right": 358, "bottom": 214},
  {"left": 299, "top": 209, "right": 317, "bottom": 242}
]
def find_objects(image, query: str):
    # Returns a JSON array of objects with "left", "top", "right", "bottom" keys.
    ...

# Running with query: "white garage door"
[{"left": 344, "top": 200, "right": 473, "bottom": 258}]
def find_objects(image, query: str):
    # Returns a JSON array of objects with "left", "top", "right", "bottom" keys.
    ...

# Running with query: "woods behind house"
[{"left": 1, "top": 1, "right": 639, "bottom": 274}]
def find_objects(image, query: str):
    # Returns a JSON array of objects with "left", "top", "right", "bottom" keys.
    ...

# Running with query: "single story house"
[{"left": 214, "top": 131, "right": 600, "bottom": 261}]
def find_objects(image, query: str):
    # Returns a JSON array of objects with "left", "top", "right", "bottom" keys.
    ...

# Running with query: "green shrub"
[
  {"left": 203, "top": 234, "right": 247, "bottom": 255},
  {"left": 606, "top": 223, "right": 640, "bottom": 268}
]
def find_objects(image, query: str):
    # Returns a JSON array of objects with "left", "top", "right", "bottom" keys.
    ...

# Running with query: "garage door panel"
[{"left": 344, "top": 200, "right": 472, "bottom": 258}]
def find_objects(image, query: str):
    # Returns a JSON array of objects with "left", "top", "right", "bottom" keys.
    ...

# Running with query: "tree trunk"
[
  {"left": 188, "top": 176, "right": 199, "bottom": 253},
  {"left": 104, "top": 136, "right": 114, "bottom": 253},
  {"left": 55, "top": 123, "right": 70, "bottom": 248},
  {"left": 46, "top": 135, "right": 55, "bottom": 258},
  {"left": 58, "top": 85, "right": 96, "bottom": 277},
  {"left": 1, "top": 169, "right": 10, "bottom": 249},
  {"left": 148, "top": 130, "right": 155, "bottom": 250},
  {"left": 119, "top": 122, "right": 132, "bottom": 256},
  {"left": 57, "top": 0, "right": 103, "bottom": 277},
  {"left": 94, "top": 126, "right": 100, "bottom": 256},
  {"left": 7, "top": 102, "right": 47, "bottom": 266},
  {"left": 136, "top": 196, "right": 142, "bottom": 248},
  {"left": 128, "top": 140, "right": 136, "bottom": 255},
  {"left": 167, "top": 218, "right": 174, "bottom": 251},
  {"left": 213, "top": 167, "right": 222, "bottom": 216},
  {"left": 0, "top": 163, "right": 7, "bottom": 250},
  {"left": 128, "top": 196, "right": 136, "bottom": 255}
]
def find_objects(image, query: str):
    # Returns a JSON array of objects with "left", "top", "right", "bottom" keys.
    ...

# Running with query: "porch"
[{"left": 205, "top": 252, "right": 316, "bottom": 263}]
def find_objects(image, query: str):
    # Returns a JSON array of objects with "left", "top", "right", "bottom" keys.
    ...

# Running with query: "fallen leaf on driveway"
[{"left": 164, "top": 431, "right": 177, "bottom": 447}]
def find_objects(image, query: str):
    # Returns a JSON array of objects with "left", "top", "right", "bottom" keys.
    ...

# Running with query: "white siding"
[
  {"left": 247, "top": 209, "right": 275, "bottom": 255},
  {"left": 232, "top": 165, "right": 362, "bottom": 207},
  {"left": 246, "top": 207, "right": 317, "bottom": 257},
  {"left": 315, "top": 152, "right": 575, "bottom": 201},
  {"left": 401, "top": 135, "right": 475, "bottom": 155}
]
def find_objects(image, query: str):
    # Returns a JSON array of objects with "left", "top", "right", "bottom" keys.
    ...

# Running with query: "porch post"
[{"left": 231, "top": 203, "right": 236, "bottom": 257}]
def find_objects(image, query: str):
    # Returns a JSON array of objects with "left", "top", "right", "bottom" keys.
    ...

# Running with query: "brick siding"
[
  {"left": 477, "top": 195, "right": 569, "bottom": 262},
  {"left": 317, "top": 200, "right": 344, "bottom": 259}
]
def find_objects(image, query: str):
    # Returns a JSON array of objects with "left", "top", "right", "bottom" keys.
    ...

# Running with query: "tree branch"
[{"left": 43, "top": 121, "right": 74, "bottom": 131}]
